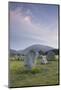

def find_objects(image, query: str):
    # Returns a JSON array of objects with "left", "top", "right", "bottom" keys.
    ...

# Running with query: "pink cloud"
[{"left": 24, "top": 16, "right": 32, "bottom": 23}]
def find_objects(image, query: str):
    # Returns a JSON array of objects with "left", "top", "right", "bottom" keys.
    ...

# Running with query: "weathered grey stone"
[
  {"left": 41, "top": 55, "right": 48, "bottom": 64},
  {"left": 24, "top": 50, "right": 38, "bottom": 70}
]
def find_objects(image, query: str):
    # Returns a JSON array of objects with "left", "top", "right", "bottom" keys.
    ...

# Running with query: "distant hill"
[
  {"left": 45, "top": 49, "right": 59, "bottom": 55},
  {"left": 10, "top": 44, "right": 56, "bottom": 56},
  {"left": 10, "top": 49, "right": 18, "bottom": 56},
  {"left": 19, "top": 44, "right": 55, "bottom": 55}
]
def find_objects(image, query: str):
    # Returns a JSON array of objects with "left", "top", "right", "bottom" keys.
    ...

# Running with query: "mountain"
[
  {"left": 45, "top": 49, "right": 59, "bottom": 55},
  {"left": 10, "top": 44, "right": 57, "bottom": 56},
  {"left": 18, "top": 44, "right": 55, "bottom": 55},
  {"left": 52, "top": 49, "right": 59, "bottom": 55},
  {"left": 10, "top": 49, "right": 18, "bottom": 56}
]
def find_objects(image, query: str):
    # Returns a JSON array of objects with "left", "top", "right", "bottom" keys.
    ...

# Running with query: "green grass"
[{"left": 9, "top": 58, "right": 59, "bottom": 87}]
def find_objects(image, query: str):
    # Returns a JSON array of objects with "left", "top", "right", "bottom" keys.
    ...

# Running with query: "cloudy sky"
[{"left": 9, "top": 2, "right": 58, "bottom": 50}]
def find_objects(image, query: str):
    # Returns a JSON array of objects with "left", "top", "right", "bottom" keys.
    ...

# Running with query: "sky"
[{"left": 9, "top": 2, "right": 59, "bottom": 50}]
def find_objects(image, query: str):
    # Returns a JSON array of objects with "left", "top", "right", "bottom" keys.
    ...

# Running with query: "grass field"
[{"left": 9, "top": 57, "right": 59, "bottom": 88}]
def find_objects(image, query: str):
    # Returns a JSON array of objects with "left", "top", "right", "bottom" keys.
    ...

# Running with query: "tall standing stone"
[{"left": 24, "top": 50, "right": 37, "bottom": 70}]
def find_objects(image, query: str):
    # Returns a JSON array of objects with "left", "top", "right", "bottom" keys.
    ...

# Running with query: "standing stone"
[
  {"left": 24, "top": 50, "right": 37, "bottom": 70},
  {"left": 41, "top": 55, "right": 48, "bottom": 64}
]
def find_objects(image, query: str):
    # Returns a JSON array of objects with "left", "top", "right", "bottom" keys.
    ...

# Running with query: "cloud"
[{"left": 10, "top": 7, "right": 58, "bottom": 50}]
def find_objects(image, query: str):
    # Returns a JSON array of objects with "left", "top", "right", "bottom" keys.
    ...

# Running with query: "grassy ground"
[{"left": 9, "top": 57, "right": 59, "bottom": 88}]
